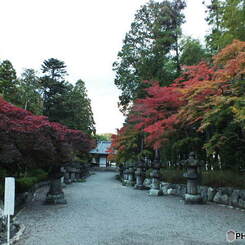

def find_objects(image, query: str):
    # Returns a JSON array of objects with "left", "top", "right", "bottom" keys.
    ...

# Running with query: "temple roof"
[{"left": 89, "top": 141, "right": 112, "bottom": 155}]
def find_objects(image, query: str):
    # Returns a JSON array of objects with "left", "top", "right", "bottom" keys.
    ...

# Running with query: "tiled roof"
[{"left": 90, "top": 141, "right": 111, "bottom": 155}]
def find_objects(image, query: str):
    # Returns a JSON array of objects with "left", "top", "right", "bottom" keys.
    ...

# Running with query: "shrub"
[
  {"left": 202, "top": 170, "right": 245, "bottom": 189},
  {"left": 28, "top": 169, "right": 48, "bottom": 182},
  {"left": 160, "top": 168, "right": 185, "bottom": 184},
  {"left": 16, "top": 177, "right": 38, "bottom": 193},
  {"left": 159, "top": 168, "right": 245, "bottom": 189},
  {"left": 145, "top": 168, "right": 153, "bottom": 178}
]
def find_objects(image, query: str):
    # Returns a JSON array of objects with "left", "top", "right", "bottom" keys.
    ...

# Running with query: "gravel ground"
[{"left": 16, "top": 172, "right": 245, "bottom": 245}]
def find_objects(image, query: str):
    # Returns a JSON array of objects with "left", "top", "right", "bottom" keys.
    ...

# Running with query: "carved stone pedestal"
[
  {"left": 126, "top": 163, "right": 135, "bottom": 187},
  {"left": 149, "top": 161, "right": 162, "bottom": 196},
  {"left": 134, "top": 160, "right": 145, "bottom": 190},
  {"left": 122, "top": 165, "right": 128, "bottom": 186},
  {"left": 183, "top": 152, "right": 203, "bottom": 204},
  {"left": 45, "top": 178, "right": 67, "bottom": 205}
]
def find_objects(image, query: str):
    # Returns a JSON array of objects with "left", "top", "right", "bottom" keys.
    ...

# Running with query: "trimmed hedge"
[
  {"left": 16, "top": 177, "right": 38, "bottom": 193},
  {"left": 16, "top": 169, "right": 48, "bottom": 193}
]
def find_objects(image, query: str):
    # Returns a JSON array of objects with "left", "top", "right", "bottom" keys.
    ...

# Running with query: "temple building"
[{"left": 89, "top": 141, "right": 112, "bottom": 167}]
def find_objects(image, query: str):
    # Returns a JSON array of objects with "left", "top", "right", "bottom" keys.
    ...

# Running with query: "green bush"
[
  {"left": 145, "top": 168, "right": 153, "bottom": 178},
  {"left": 28, "top": 169, "right": 48, "bottom": 182},
  {"left": 160, "top": 168, "right": 185, "bottom": 184},
  {"left": 16, "top": 177, "right": 38, "bottom": 193},
  {"left": 202, "top": 170, "right": 245, "bottom": 189},
  {"left": 159, "top": 168, "right": 245, "bottom": 189}
]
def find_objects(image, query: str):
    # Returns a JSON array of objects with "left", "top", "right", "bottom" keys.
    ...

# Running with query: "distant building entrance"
[{"left": 89, "top": 141, "right": 112, "bottom": 167}]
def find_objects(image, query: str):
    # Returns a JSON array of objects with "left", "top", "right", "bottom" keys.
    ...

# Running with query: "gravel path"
[{"left": 16, "top": 172, "right": 245, "bottom": 245}]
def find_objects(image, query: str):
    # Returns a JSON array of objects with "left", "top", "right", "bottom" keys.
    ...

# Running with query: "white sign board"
[{"left": 4, "top": 177, "right": 15, "bottom": 216}]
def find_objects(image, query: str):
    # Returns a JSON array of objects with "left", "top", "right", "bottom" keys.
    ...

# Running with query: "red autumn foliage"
[
  {"left": 0, "top": 97, "right": 95, "bottom": 171},
  {"left": 111, "top": 40, "right": 245, "bottom": 162},
  {"left": 129, "top": 81, "right": 184, "bottom": 149}
]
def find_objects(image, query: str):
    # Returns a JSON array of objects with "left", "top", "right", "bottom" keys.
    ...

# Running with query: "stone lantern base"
[
  {"left": 122, "top": 179, "right": 127, "bottom": 186},
  {"left": 45, "top": 192, "right": 67, "bottom": 205},
  {"left": 134, "top": 184, "right": 145, "bottom": 190},
  {"left": 126, "top": 180, "right": 135, "bottom": 187},
  {"left": 45, "top": 178, "right": 67, "bottom": 205},
  {"left": 184, "top": 194, "right": 203, "bottom": 204},
  {"left": 149, "top": 189, "right": 163, "bottom": 196}
]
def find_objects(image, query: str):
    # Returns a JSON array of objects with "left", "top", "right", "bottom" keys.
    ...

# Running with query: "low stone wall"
[{"left": 143, "top": 178, "right": 245, "bottom": 209}]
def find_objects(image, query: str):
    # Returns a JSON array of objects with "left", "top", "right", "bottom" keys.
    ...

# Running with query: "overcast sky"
[{"left": 0, "top": 0, "right": 209, "bottom": 134}]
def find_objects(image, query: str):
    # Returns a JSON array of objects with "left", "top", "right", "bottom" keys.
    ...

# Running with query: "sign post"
[{"left": 4, "top": 177, "right": 15, "bottom": 245}]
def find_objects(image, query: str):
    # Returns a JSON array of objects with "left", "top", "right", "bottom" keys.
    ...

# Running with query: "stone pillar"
[
  {"left": 75, "top": 168, "right": 81, "bottom": 181},
  {"left": 183, "top": 152, "right": 203, "bottom": 204},
  {"left": 126, "top": 162, "right": 135, "bottom": 186},
  {"left": 118, "top": 163, "right": 124, "bottom": 181},
  {"left": 134, "top": 160, "right": 145, "bottom": 190},
  {"left": 45, "top": 178, "right": 67, "bottom": 205},
  {"left": 70, "top": 168, "right": 76, "bottom": 182},
  {"left": 64, "top": 171, "right": 71, "bottom": 184},
  {"left": 122, "top": 164, "right": 128, "bottom": 186},
  {"left": 149, "top": 160, "right": 163, "bottom": 196}
]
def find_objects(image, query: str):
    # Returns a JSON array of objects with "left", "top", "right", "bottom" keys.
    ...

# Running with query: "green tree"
[
  {"left": 63, "top": 79, "right": 96, "bottom": 135},
  {"left": 204, "top": 0, "right": 245, "bottom": 53},
  {"left": 180, "top": 37, "right": 210, "bottom": 66},
  {"left": 113, "top": 0, "right": 186, "bottom": 112},
  {"left": 0, "top": 60, "right": 18, "bottom": 103},
  {"left": 40, "top": 58, "right": 69, "bottom": 122},
  {"left": 17, "top": 69, "right": 43, "bottom": 114}
]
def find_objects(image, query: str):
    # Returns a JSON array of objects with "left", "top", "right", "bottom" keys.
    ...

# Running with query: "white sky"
[{"left": 0, "top": 0, "right": 208, "bottom": 134}]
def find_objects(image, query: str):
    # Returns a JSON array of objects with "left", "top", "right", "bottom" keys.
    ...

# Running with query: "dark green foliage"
[
  {"left": 41, "top": 58, "right": 67, "bottom": 80},
  {"left": 28, "top": 168, "right": 48, "bottom": 182},
  {"left": 15, "top": 169, "right": 48, "bottom": 193},
  {"left": 40, "top": 58, "right": 69, "bottom": 121},
  {"left": 204, "top": 0, "right": 245, "bottom": 53},
  {"left": 113, "top": 0, "right": 186, "bottom": 112},
  {"left": 145, "top": 168, "right": 153, "bottom": 178},
  {"left": 40, "top": 59, "right": 95, "bottom": 135},
  {"left": 180, "top": 37, "right": 210, "bottom": 65},
  {"left": 202, "top": 170, "right": 245, "bottom": 189},
  {"left": 62, "top": 79, "right": 96, "bottom": 135},
  {"left": 16, "top": 177, "right": 38, "bottom": 193},
  {"left": 159, "top": 169, "right": 245, "bottom": 189},
  {"left": 160, "top": 168, "right": 185, "bottom": 183},
  {"left": 0, "top": 60, "right": 18, "bottom": 103},
  {"left": 16, "top": 69, "right": 43, "bottom": 114}
]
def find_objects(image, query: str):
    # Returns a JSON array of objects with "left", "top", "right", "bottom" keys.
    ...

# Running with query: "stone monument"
[
  {"left": 134, "top": 159, "right": 145, "bottom": 190},
  {"left": 183, "top": 152, "right": 203, "bottom": 204},
  {"left": 126, "top": 162, "right": 135, "bottom": 186},
  {"left": 149, "top": 151, "right": 163, "bottom": 196}
]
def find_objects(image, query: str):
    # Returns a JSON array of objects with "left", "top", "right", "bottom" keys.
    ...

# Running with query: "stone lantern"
[
  {"left": 126, "top": 162, "right": 135, "bottom": 186},
  {"left": 118, "top": 163, "right": 124, "bottom": 181},
  {"left": 134, "top": 159, "right": 145, "bottom": 190},
  {"left": 122, "top": 163, "right": 129, "bottom": 186},
  {"left": 149, "top": 152, "right": 163, "bottom": 196},
  {"left": 183, "top": 152, "right": 203, "bottom": 204}
]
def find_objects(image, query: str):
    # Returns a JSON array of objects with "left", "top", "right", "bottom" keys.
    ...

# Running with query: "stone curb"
[{"left": 1, "top": 224, "right": 25, "bottom": 245}]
